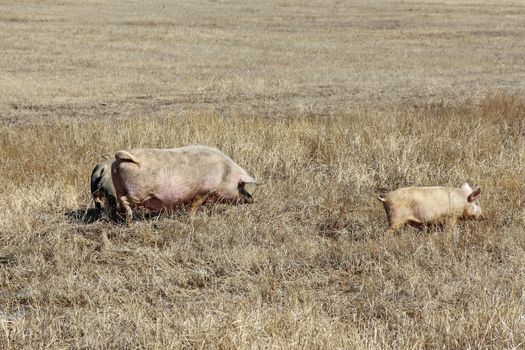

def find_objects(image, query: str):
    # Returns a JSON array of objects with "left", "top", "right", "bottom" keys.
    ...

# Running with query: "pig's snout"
[{"left": 238, "top": 185, "right": 254, "bottom": 204}]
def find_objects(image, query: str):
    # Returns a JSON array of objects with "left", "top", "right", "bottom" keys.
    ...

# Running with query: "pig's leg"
[
  {"left": 381, "top": 201, "right": 397, "bottom": 234},
  {"left": 93, "top": 194, "right": 103, "bottom": 212},
  {"left": 106, "top": 195, "right": 119, "bottom": 221},
  {"left": 189, "top": 193, "right": 208, "bottom": 218},
  {"left": 387, "top": 223, "right": 406, "bottom": 235},
  {"left": 443, "top": 216, "right": 458, "bottom": 232},
  {"left": 387, "top": 214, "right": 408, "bottom": 235},
  {"left": 118, "top": 196, "right": 133, "bottom": 224}
]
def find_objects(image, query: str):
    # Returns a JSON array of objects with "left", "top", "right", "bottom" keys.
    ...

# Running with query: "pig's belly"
[
  {"left": 413, "top": 206, "right": 453, "bottom": 223},
  {"left": 151, "top": 176, "right": 220, "bottom": 208}
]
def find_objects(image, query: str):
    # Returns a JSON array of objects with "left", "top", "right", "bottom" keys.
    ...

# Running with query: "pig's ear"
[
  {"left": 461, "top": 183, "right": 473, "bottom": 194},
  {"left": 467, "top": 186, "right": 481, "bottom": 202},
  {"left": 240, "top": 174, "right": 257, "bottom": 184}
]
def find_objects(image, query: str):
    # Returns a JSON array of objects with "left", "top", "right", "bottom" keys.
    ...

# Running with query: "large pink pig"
[
  {"left": 378, "top": 183, "right": 485, "bottom": 233},
  {"left": 111, "top": 145, "right": 256, "bottom": 222}
]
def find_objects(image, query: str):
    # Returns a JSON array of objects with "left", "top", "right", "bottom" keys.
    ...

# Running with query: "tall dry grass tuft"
[{"left": 0, "top": 96, "right": 524, "bottom": 349}]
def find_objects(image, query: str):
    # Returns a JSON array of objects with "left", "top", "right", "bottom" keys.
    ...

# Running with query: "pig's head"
[{"left": 461, "top": 183, "right": 484, "bottom": 220}]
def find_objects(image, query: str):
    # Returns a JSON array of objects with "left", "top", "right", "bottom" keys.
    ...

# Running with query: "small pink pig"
[
  {"left": 378, "top": 183, "right": 484, "bottom": 233},
  {"left": 111, "top": 145, "right": 256, "bottom": 222}
]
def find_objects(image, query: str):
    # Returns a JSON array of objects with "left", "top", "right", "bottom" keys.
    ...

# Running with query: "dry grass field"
[{"left": 1, "top": 0, "right": 525, "bottom": 349}]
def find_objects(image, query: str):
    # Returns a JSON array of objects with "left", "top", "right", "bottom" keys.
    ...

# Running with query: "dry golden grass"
[
  {"left": 1, "top": 0, "right": 525, "bottom": 349},
  {"left": 1, "top": 97, "right": 525, "bottom": 349},
  {"left": 1, "top": 0, "right": 525, "bottom": 119}
]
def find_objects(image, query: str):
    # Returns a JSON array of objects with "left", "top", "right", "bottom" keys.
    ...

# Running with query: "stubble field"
[{"left": 1, "top": 1, "right": 525, "bottom": 349}]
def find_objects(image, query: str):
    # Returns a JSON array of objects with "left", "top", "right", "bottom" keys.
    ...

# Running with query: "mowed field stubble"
[{"left": 1, "top": 0, "right": 525, "bottom": 349}]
